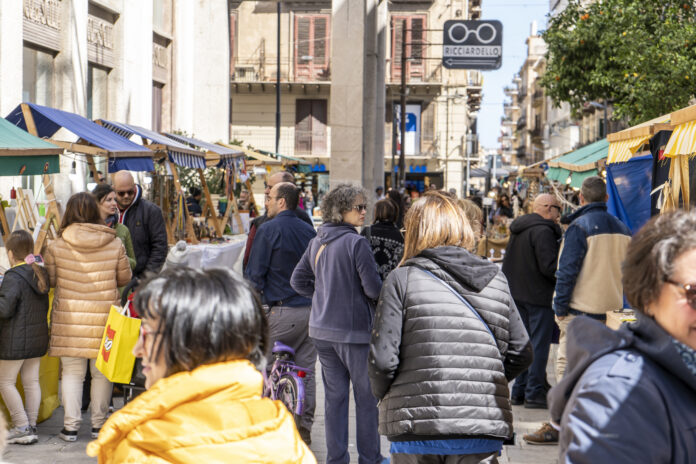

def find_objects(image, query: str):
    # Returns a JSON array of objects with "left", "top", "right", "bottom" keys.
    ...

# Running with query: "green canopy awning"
[
  {"left": 0, "top": 117, "right": 62, "bottom": 176},
  {"left": 546, "top": 139, "right": 609, "bottom": 188}
]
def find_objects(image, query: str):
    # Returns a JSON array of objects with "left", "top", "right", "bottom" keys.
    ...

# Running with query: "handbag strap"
[{"left": 418, "top": 268, "right": 497, "bottom": 345}]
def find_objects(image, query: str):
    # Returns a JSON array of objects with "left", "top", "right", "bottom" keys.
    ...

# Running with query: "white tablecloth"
[{"left": 178, "top": 237, "right": 246, "bottom": 271}]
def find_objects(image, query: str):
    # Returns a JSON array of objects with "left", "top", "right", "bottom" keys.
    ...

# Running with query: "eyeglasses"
[
  {"left": 352, "top": 204, "right": 368, "bottom": 212},
  {"left": 665, "top": 278, "right": 696, "bottom": 310},
  {"left": 116, "top": 189, "right": 135, "bottom": 197},
  {"left": 549, "top": 205, "right": 562, "bottom": 213},
  {"left": 139, "top": 325, "right": 161, "bottom": 345}
]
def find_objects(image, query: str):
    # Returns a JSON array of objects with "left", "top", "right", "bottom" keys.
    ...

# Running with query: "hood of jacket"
[
  {"left": 565, "top": 202, "right": 607, "bottom": 223},
  {"left": 10, "top": 264, "right": 49, "bottom": 296},
  {"left": 60, "top": 223, "right": 117, "bottom": 249},
  {"left": 117, "top": 184, "right": 143, "bottom": 224},
  {"left": 549, "top": 313, "right": 696, "bottom": 423},
  {"left": 509, "top": 213, "right": 562, "bottom": 238},
  {"left": 87, "top": 360, "right": 314, "bottom": 464},
  {"left": 403, "top": 245, "right": 499, "bottom": 293},
  {"left": 316, "top": 222, "right": 357, "bottom": 245}
]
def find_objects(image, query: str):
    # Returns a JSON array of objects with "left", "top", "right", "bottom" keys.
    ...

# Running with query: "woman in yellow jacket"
[
  {"left": 44, "top": 192, "right": 132, "bottom": 442},
  {"left": 87, "top": 267, "right": 315, "bottom": 464}
]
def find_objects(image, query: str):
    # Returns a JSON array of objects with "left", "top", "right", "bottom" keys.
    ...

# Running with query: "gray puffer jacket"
[{"left": 368, "top": 246, "right": 532, "bottom": 441}]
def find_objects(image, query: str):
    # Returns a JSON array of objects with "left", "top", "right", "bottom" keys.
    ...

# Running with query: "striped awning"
[
  {"left": 607, "top": 135, "right": 651, "bottom": 163},
  {"left": 163, "top": 133, "right": 243, "bottom": 169},
  {"left": 99, "top": 120, "right": 206, "bottom": 169},
  {"left": 664, "top": 120, "right": 696, "bottom": 158}
]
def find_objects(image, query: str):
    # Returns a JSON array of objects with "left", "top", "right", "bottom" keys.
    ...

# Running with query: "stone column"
[
  {"left": 329, "top": 0, "right": 386, "bottom": 199},
  {"left": 57, "top": 0, "right": 88, "bottom": 115},
  {"left": 0, "top": 1, "right": 22, "bottom": 116}
]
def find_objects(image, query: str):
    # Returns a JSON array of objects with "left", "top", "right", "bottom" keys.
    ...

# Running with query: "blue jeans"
[
  {"left": 313, "top": 339, "right": 383, "bottom": 464},
  {"left": 511, "top": 301, "right": 554, "bottom": 402}
]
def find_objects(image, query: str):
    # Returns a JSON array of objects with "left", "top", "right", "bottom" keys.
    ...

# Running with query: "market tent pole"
[{"left": 196, "top": 167, "right": 223, "bottom": 236}]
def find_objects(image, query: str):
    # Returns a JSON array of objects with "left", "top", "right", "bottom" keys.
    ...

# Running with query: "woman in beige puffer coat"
[{"left": 44, "top": 192, "right": 131, "bottom": 442}]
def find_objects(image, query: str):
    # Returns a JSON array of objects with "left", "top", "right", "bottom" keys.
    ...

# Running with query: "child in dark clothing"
[{"left": 0, "top": 230, "right": 50, "bottom": 445}]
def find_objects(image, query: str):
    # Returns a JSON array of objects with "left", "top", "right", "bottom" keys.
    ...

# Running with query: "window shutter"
[
  {"left": 295, "top": 16, "right": 311, "bottom": 79},
  {"left": 311, "top": 100, "right": 327, "bottom": 154},
  {"left": 421, "top": 101, "right": 434, "bottom": 149},
  {"left": 295, "top": 99, "right": 313, "bottom": 154},
  {"left": 391, "top": 18, "right": 404, "bottom": 81},
  {"left": 410, "top": 17, "right": 424, "bottom": 67},
  {"left": 314, "top": 17, "right": 327, "bottom": 65}
]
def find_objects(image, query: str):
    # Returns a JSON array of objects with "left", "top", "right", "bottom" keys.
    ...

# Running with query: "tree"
[{"left": 540, "top": 0, "right": 696, "bottom": 125}]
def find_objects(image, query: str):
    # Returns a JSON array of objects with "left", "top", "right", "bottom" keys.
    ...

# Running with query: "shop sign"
[
  {"left": 443, "top": 20, "right": 503, "bottom": 70},
  {"left": 153, "top": 43, "right": 168, "bottom": 69},
  {"left": 88, "top": 16, "right": 114, "bottom": 50},
  {"left": 23, "top": 0, "right": 62, "bottom": 51}
]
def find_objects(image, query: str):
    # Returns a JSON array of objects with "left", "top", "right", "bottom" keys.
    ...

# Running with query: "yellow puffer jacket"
[
  {"left": 44, "top": 223, "right": 131, "bottom": 358},
  {"left": 87, "top": 360, "right": 316, "bottom": 464}
]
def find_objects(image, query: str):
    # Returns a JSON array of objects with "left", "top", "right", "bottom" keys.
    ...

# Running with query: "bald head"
[
  {"left": 265, "top": 171, "right": 295, "bottom": 208},
  {"left": 533, "top": 194, "right": 561, "bottom": 221},
  {"left": 112, "top": 171, "right": 136, "bottom": 209}
]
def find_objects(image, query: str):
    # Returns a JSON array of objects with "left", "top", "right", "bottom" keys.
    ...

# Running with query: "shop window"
[
  {"left": 294, "top": 15, "right": 330, "bottom": 81},
  {"left": 152, "top": 82, "right": 163, "bottom": 132},
  {"left": 22, "top": 45, "right": 55, "bottom": 106},
  {"left": 391, "top": 15, "right": 425, "bottom": 81},
  {"left": 295, "top": 99, "right": 327, "bottom": 155},
  {"left": 87, "top": 64, "right": 109, "bottom": 120}
]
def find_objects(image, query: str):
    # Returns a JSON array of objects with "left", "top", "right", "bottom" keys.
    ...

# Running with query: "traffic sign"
[{"left": 443, "top": 20, "right": 503, "bottom": 70}]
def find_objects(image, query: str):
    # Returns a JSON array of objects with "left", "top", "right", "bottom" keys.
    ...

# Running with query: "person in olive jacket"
[
  {"left": 0, "top": 230, "right": 50, "bottom": 445},
  {"left": 369, "top": 191, "right": 532, "bottom": 463}
]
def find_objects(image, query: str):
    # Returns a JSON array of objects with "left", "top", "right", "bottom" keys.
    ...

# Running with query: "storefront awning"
[
  {"left": 0, "top": 117, "right": 62, "bottom": 176},
  {"left": 607, "top": 114, "right": 671, "bottom": 163},
  {"left": 664, "top": 105, "right": 696, "bottom": 157},
  {"left": 163, "top": 133, "right": 243, "bottom": 169},
  {"left": 217, "top": 142, "right": 281, "bottom": 165},
  {"left": 546, "top": 138, "right": 609, "bottom": 188},
  {"left": 257, "top": 149, "right": 311, "bottom": 166},
  {"left": 99, "top": 120, "right": 206, "bottom": 169}
]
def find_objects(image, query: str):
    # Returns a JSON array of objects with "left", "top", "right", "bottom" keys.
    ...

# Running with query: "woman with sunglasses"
[
  {"left": 291, "top": 184, "right": 384, "bottom": 464},
  {"left": 549, "top": 211, "right": 696, "bottom": 463}
]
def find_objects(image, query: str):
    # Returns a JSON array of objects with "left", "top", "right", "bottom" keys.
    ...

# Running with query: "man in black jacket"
[
  {"left": 113, "top": 171, "right": 168, "bottom": 278},
  {"left": 502, "top": 193, "right": 562, "bottom": 408}
]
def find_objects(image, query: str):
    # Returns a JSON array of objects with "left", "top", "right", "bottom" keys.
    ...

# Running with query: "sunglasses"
[
  {"left": 352, "top": 204, "right": 368, "bottom": 212},
  {"left": 550, "top": 205, "right": 561, "bottom": 212},
  {"left": 665, "top": 278, "right": 696, "bottom": 309},
  {"left": 116, "top": 189, "right": 136, "bottom": 197}
]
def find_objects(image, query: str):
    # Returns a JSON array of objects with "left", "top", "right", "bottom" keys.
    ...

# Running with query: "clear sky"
[{"left": 478, "top": 1, "right": 549, "bottom": 151}]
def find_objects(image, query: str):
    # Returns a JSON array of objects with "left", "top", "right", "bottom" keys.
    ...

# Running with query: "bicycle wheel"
[{"left": 277, "top": 375, "right": 301, "bottom": 420}]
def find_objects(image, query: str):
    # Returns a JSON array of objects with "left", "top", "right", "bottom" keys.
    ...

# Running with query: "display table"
[{"left": 175, "top": 236, "right": 246, "bottom": 270}]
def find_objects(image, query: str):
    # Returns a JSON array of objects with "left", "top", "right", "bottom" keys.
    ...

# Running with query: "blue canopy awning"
[
  {"left": 99, "top": 120, "right": 206, "bottom": 169},
  {"left": 163, "top": 132, "right": 243, "bottom": 169},
  {"left": 6, "top": 103, "right": 151, "bottom": 158}
]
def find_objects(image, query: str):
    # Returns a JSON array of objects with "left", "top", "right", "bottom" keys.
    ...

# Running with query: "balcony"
[
  {"left": 518, "top": 87, "right": 528, "bottom": 100},
  {"left": 504, "top": 86, "right": 518, "bottom": 97},
  {"left": 469, "top": 5, "right": 481, "bottom": 19},
  {"left": 230, "top": 57, "right": 331, "bottom": 85},
  {"left": 517, "top": 115, "right": 527, "bottom": 130},
  {"left": 516, "top": 146, "right": 526, "bottom": 157},
  {"left": 467, "top": 70, "right": 483, "bottom": 88},
  {"left": 531, "top": 127, "right": 544, "bottom": 140},
  {"left": 501, "top": 117, "right": 515, "bottom": 127},
  {"left": 533, "top": 89, "right": 545, "bottom": 106}
]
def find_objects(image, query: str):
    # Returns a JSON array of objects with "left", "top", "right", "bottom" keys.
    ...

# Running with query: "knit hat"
[{"left": 165, "top": 241, "right": 190, "bottom": 268}]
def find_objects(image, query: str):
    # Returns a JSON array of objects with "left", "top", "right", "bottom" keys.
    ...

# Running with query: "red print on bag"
[{"left": 101, "top": 325, "right": 116, "bottom": 362}]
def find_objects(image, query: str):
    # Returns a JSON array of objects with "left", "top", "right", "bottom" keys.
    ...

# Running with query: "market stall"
[
  {"left": 5, "top": 103, "right": 153, "bottom": 252},
  {"left": 545, "top": 138, "right": 609, "bottom": 188},
  {"left": 660, "top": 104, "right": 696, "bottom": 211}
]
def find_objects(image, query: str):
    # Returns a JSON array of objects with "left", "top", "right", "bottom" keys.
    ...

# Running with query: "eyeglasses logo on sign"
[
  {"left": 443, "top": 20, "right": 503, "bottom": 70},
  {"left": 101, "top": 325, "right": 116, "bottom": 362}
]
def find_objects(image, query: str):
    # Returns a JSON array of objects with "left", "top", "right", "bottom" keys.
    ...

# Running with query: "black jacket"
[
  {"left": 119, "top": 185, "right": 168, "bottom": 277},
  {"left": 243, "top": 207, "right": 313, "bottom": 269},
  {"left": 502, "top": 213, "right": 562, "bottom": 306},
  {"left": 0, "top": 264, "right": 50, "bottom": 360},
  {"left": 360, "top": 221, "right": 404, "bottom": 282},
  {"left": 369, "top": 246, "right": 533, "bottom": 441},
  {"left": 549, "top": 315, "right": 696, "bottom": 463}
]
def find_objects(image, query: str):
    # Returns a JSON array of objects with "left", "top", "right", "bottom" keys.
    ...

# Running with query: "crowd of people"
[{"left": 0, "top": 171, "right": 694, "bottom": 463}]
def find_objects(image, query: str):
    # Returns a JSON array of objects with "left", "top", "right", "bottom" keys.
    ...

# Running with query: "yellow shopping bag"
[{"left": 95, "top": 305, "right": 141, "bottom": 384}]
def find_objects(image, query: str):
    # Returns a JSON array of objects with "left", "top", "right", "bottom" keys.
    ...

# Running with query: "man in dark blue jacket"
[{"left": 244, "top": 182, "right": 316, "bottom": 444}]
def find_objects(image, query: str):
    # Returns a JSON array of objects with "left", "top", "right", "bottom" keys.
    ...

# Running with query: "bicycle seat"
[{"left": 272, "top": 341, "right": 296, "bottom": 357}]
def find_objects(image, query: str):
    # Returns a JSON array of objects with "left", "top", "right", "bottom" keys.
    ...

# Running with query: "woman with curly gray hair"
[
  {"left": 292, "top": 184, "right": 384, "bottom": 464},
  {"left": 549, "top": 210, "right": 696, "bottom": 463}
]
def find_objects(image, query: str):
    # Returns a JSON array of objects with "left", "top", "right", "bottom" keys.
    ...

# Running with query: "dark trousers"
[
  {"left": 511, "top": 301, "right": 554, "bottom": 401},
  {"left": 313, "top": 339, "right": 383, "bottom": 464},
  {"left": 392, "top": 452, "right": 499, "bottom": 464},
  {"left": 267, "top": 305, "right": 317, "bottom": 432}
]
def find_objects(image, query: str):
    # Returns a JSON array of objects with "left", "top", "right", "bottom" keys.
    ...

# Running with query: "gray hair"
[
  {"left": 320, "top": 184, "right": 367, "bottom": 223},
  {"left": 581, "top": 176, "right": 606, "bottom": 203},
  {"left": 623, "top": 210, "right": 696, "bottom": 313}
]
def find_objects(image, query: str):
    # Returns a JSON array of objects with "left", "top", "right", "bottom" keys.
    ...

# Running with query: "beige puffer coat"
[{"left": 45, "top": 223, "right": 132, "bottom": 358}]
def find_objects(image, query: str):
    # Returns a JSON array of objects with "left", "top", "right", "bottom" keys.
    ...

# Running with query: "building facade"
[{"left": 0, "top": 0, "right": 229, "bottom": 200}]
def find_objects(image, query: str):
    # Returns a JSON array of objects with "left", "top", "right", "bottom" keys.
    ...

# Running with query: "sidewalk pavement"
[{"left": 2, "top": 347, "right": 560, "bottom": 464}]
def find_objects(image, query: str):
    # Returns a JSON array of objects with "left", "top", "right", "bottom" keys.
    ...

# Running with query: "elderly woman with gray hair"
[
  {"left": 292, "top": 184, "right": 384, "bottom": 464},
  {"left": 549, "top": 210, "right": 696, "bottom": 463}
]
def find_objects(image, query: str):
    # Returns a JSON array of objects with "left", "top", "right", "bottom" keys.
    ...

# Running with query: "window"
[
  {"left": 23, "top": 46, "right": 55, "bottom": 106},
  {"left": 87, "top": 64, "right": 108, "bottom": 120},
  {"left": 294, "top": 15, "right": 330, "bottom": 81},
  {"left": 391, "top": 15, "right": 425, "bottom": 81},
  {"left": 295, "top": 99, "right": 327, "bottom": 155},
  {"left": 152, "top": 82, "right": 163, "bottom": 132}
]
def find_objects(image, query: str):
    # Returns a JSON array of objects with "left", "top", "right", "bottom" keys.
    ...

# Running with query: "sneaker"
[
  {"left": 30, "top": 425, "right": 38, "bottom": 435},
  {"left": 524, "top": 397, "right": 548, "bottom": 409},
  {"left": 523, "top": 422, "right": 559, "bottom": 445},
  {"left": 510, "top": 394, "right": 525, "bottom": 406},
  {"left": 59, "top": 428, "right": 78, "bottom": 442},
  {"left": 297, "top": 427, "right": 311, "bottom": 446},
  {"left": 91, "top": 427, "right": 101, "bottom": 439},
  {"left": 6, "top": 426, "right": 38, "bottom": 445}
]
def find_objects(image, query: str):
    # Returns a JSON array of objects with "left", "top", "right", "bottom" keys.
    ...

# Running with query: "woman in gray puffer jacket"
[{"left": 368, "top": 191, "right": 532, "bottom": 464}]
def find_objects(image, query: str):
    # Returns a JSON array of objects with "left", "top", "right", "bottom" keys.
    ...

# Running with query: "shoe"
[
  {"left": 91, "top": 427, "right": 101, "bottom": 439},
  {"left": 523, "top": 422, "right": 559, "bottom": 445},
  {"left": 6, "top": 426, "right": 38, "bottom": 445},
  {"left": 510, "top": 395, "right": 525, "bottom": 406},
  {"left": 297, "top": 427, "right": 311, "bottom": 446},
  {"left": 524, "top": 397, "right": 548, "bottom": 409},
  {"left": 59, "top": 428, "right": 78, "bottom": 442},
  {"left": 30, "top": 425, "right": 38, "bottom": 435}
]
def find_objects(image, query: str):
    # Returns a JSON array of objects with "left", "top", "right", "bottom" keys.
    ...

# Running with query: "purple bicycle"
[{"left": 263, "top": 341, "right": 310, "bottom": 420}]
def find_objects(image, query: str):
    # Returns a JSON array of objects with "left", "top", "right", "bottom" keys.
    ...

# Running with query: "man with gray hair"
[{"left": 523, "top": 176, "right": 631, "bottom": 445}]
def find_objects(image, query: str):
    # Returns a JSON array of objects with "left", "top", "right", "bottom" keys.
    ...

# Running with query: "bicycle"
[{"left": 263, "top": 341, "right": 310, "bottom": 421}]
